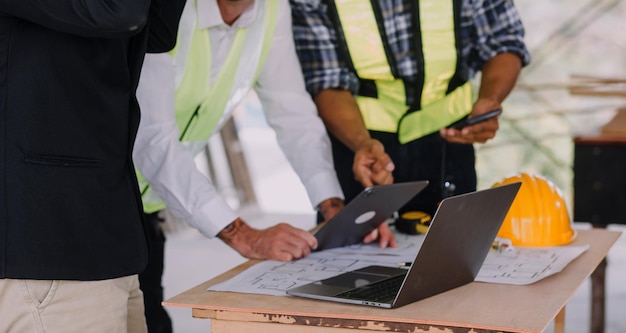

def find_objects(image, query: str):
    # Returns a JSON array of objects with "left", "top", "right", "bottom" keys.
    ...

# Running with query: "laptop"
[
  {"left": 287, "top": 182, "right": 521, "bottom": 308},
  {"left": 314, "top": 181, "right": 429, "bottom": 251}
]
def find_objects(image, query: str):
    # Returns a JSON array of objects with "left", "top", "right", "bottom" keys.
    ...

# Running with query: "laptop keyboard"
[{"left": 335, "top": 275, "right": 404, "bottom": 303}]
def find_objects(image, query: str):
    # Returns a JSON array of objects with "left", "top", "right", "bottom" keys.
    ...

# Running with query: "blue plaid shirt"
[{"left": 290, "top": 0, "right": 531, "bottom": 102}]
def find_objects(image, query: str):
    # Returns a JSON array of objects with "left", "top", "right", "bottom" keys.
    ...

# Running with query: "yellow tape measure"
[{"left": 394, "top": 211, "right": 431, "bottom": 235}]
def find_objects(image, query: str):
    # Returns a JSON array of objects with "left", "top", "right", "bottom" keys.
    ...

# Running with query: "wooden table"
[{"left": 164, "top": 229, "right": 620, "bottom": 333}]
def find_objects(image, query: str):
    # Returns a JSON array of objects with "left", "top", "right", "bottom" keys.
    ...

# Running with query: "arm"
[
  {"left": 314, "top": 89, "right": 395, "bottom": 187},
  {"left": 135, "top": 29, "right": 317, "bottom": 262},
  {"left": 0, "top": 0, "right": 150, "bottom": 37},
  {"left": 255, "top": 0, "right": 345, "bottom": 216},
  {"left": 440, "top": 0, "right": 529, "bottom": 144},
  {"left": 289, "top": 0, "right": 394, "bottom": 188},
  {"left": 135, "top": 53, "right": 317, "bottom": 261},
  {"left": 146, "top": 0, "right": 187, "bottom": 53},
  {"left": 289, "top": 0, "right": 395, "bottom": 248},
  {"left": 134, "top": 53, "right": 239, "bottom": 238},
  {"left": 440, "top": 53, "right": 522, "bottom": 143}
]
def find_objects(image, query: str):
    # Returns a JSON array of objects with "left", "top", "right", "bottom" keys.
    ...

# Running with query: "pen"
[{"left": 397, "top": 262, "right": 412, "bottom": 267}]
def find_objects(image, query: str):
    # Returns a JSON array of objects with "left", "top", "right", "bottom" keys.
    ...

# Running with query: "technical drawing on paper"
[
  {"left": 209, "top": 236, "right": 420, "bottom": 296},
  {"left": 208, "top": 234, "right": 589, "bottom": 295},
  {"left": 477, "top": 245, "right": 589, "bottom": 285}
]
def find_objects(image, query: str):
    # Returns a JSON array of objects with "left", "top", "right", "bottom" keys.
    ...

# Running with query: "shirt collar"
[{"left": 197, "top": 0, "right": 259, "bottom": 30}]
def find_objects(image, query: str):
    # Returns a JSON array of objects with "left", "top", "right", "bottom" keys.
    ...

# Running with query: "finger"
[
  {"left": 353, "top": 159, "right": 375, "bottom": 187},
  {"left": 383, "top": 172, "right": 394, "bottom": 184},
  {"left": 274, "top": 251, "right": 294, "bottom": 262},
  {"left": 354, "top": 167, "right": 374, "bottom": 187},
  {"left": 461, "top": 126, "right": 496, "bottom": 143},
  {"left": 376, "top": 224, "right": 394, "bottom": 248},
  {"left": 473, "top": 131, "right": 496, "bottom": 143},
  {"left": 440, "top": 128, "right": 461, "bottom": 140},
  {"left": 291, "top": 227, "right": 318, "bottom": 250},
  {"left": 269, "top": 241, "right": 306, "bottom": 261},
  {"left": 363, "top": 228, "right": 379, "bottom": 244},
  {"left": 282, "top": 228, "right": 317, "bottom": 257},
  {"left": 387, "top": 236, "right": 398, "bottom": 248},
  {"left": 260, "top": 237, "right": 296, "bottom": 261},
  {"left": 356, "top": 172, "right": 374, "bottom": 188},
  {"left": 463, "top": 117, "right": 498, "bottom": 134},
  {"left": 371, "top": 169, "right": 393, "bottom": 185},
  {"left": 289, "top": 240, "right": 312, "bottom": 259},
  {"left": 371, "top": 157, "right": 394, "bottom": 173},
  {"left": 261, "top": 225, "right": 314, "bottom": 260},
  {"left": 304, "top": 236, "right": 317, "bottom": 252},
  {"left": 370, "top": 147, "right": 395, "bottom": 172},
  {"left": 385, "top": 161, "right": 395, "bottom": 171}
]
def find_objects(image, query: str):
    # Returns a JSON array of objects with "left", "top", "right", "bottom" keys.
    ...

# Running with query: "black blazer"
[{"left": 0, "top": 0, "right": 184, "bottom": 280}]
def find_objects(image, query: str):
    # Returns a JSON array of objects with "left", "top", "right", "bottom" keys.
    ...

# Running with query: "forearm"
[
  {"left": 314, "top": 89, "right": 371, "bottom": 152},
  {"left": 315, "top": 89, "right": 394, "bottom": 187},
  {"left": 478, "top": 52, "right": 523, "bottom": 104}
]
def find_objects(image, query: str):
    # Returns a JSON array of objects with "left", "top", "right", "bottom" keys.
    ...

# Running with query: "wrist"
[
  {"left": 217, "top": 217, "right": 245, "bottom": 243},
  {"left": 353, "top": 137, "right": 375, "bottom": 153},
  {"left": 218, "top": 218, "right": 256, "bottom": 257}
]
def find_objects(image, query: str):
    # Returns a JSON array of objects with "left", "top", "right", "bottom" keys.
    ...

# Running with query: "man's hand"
[
  {"left": 439, "top": 98, "right": 501, "bottom": 144},
  {"left": 218, "top": 218, "right": 318, "bottom": 261},
  {"left": 353, "top": 138, "right": 395, "bottom": 187},
  {"left": 440, "top": 52, "right": 521, "bottom": 144},
  {"left": 363, "top": 222, "right": 397, "bottom": 249},
  {"left": 318, "top": 197, "right": 396, "bottom": 248}
]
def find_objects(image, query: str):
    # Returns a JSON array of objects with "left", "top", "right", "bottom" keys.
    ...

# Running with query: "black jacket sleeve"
[
  {"left": 146, "top": 0, "right": 187, "bottom": 53},
  {"left": 0, "top": 0, "right": 151, "bottom": 38}
]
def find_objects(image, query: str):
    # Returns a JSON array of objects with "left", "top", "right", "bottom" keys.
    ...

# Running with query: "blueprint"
[
  {"left": 477, "top": 244, "right": 589, "bottom": 285},
  {"left": 208, "top": 234, "right": 588, "bottom": 295}
]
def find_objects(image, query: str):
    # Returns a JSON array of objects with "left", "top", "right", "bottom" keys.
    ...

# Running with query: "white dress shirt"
[{"left": 134, "top": 0, "right": 343, "bottom": 238}]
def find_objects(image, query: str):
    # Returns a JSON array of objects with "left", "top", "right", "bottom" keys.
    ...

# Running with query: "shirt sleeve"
[
  {"left": 255, "top": 0, "right": 344, "bottom": 207},
  {"left": 134, "top": 53, "right": 237, "bottom": 238},
  {"left": 146, "top": 0, "right": 187, "bottom": 53},
  {"left": 463, "top": 0, "right": 531, "bottom": 77},
  {"left": 0, "top": 0, "right": 150, "bottom": 38},
  {"left": 289, "top": 0, "right": 360, "bottom": 98}
]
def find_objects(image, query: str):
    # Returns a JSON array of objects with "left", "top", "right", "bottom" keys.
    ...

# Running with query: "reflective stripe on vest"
[
  {"left": 173, "top": 0, "right": 277, "bottom": 141},
  {"left": 333, "top": 0, "right": 472, "bottom": 144},
  {"left": 138, "top": 0, "right": 278, "bottom": 213}
]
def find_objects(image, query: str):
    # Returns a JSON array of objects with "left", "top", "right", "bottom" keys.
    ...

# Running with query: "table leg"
[
  {"left": 554, "top": 306, "right": 565, "bottom": 333},
  {"left": 591, "top": 257, "right": 607, "bottom": 333}
]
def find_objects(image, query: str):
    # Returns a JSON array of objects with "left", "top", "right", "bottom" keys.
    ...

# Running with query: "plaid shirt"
[{"left": 290, "top": 0, "right": 531, "bottom": 102}]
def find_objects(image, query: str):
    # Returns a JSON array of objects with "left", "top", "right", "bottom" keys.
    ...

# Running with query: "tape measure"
[{"left": 394, "top": 211, "right": 431, "bottom": 235}]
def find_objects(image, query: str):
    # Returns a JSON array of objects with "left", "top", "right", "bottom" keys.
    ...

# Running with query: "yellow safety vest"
[
  {"left": 332, "top": 0, "right": 473, "bottom": 144},
  {"left": 138, "top": 0, "right": 278, "bottom": 213}
]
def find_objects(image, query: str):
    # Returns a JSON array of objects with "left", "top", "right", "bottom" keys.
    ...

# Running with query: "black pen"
[{"left": 397, "top": 261, "right": 412, "bottom": 267}]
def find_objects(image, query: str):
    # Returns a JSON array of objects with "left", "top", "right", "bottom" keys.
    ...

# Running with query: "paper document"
[
  {"left": 477, "top": 244, "right": 589, "bottom": 285},
  {"left": 209, "top": 233, "right": 588, "bottom": 295}
]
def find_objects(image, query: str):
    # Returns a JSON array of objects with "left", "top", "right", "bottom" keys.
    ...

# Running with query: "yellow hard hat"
[{"left": 492, "top": 173, "right": 576, "bottom": 246}]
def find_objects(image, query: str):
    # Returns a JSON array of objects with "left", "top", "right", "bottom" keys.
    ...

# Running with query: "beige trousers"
[{"left": 0, "top": 275, "right": 147, "bottom": 333}]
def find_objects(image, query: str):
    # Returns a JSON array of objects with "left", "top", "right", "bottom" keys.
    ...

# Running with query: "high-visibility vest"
[
  {"left": 138, "top": 0, "right": 278, "bottom": 213},
  {"left": 330, "top": 0, "right": 473, "bottom": 144}
]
